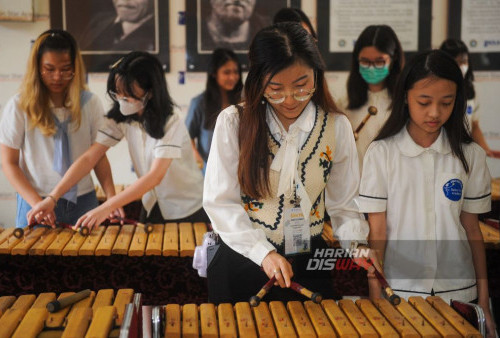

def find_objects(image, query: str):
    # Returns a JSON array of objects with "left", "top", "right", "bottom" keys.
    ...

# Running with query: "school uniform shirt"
[
  {"left": 95, "top": 112, "right": 203, "bottom": 220},
  {"left": 465, "top": 98, "right": 479, "bottom": 134},
  {"left": 0, "top": 92, "right": 104, "bottom": 197},
  {"left": 359, "top": 126, "right": 491, "bottom": 302},
  {"left": 338, "top": 89, "right": 392, "bottom": 172},
  {"left": 203, "top": 102, "right": 369, "bottom": 266}
]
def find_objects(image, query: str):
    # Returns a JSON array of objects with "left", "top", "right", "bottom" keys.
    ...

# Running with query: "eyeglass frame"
[
  {"left": 40, "top": 69, "right": 75, "bottom": 80},
  {"left": 358, "top": 58, "right": 390, "bottom": 69},
  {"left": 263, "top": 72, "right": 317, "bottom": 105},
  {"left": 109, "top": 91, "right": 149, "bottom": 104}
]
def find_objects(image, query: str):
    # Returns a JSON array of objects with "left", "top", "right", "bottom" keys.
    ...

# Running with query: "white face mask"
[
  {"left": 118, "top": 99, "right": 145, "bottom": 116},
  {"left": 460, "top": 65, "right": 469, "bottom": 78}
]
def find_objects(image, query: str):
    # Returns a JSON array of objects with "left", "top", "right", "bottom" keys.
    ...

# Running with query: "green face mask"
[{"left": 359, "top": 65, "right": 390, "bottom": 85}]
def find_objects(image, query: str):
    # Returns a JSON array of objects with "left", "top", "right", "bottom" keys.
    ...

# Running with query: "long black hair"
[
  {"left": 204, "top": 48, "right": 243, "bottom": 129},
  {"left": 439, "top": 38, "right": 475, "bottom": 100},
  {"left": 106, "top": 51, "right": 174, "bottom": 139},
  {"left": 376, "top": 50, "right": 472, "bottom": 172},
  {"left": 239, "top": 22, "right": 338, "bottom": 198},
  {"left": 347, "top": 25, "right": 404, "bottom": 109}
]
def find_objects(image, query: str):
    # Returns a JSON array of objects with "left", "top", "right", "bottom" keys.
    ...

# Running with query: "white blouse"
[
  {"left": 359, "top": 126, "right": 491, "bottom": 302},
  {"left": 96, "top": 111, "right": 204, "bottom": 220},
  {"left": 0, "top": 93, "right": 104, "bottom": 197},
  {"left": 203, "top": 102, "right": 369, "bottom": 266}
]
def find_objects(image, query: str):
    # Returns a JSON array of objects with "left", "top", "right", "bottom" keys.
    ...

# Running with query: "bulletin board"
[
  {"left": 317, "top": 0, "right": 432, "bottom": 71},
  {"left": 448, "top": 0, "right": 500, "bottom": 70}
]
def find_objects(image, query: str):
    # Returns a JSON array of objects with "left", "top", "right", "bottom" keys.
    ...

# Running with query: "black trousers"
[
  {"left": 207, "top": 236, "right": 340, "bottom": 304},
  {"left": 139, "top": 203, "right": 210, "bottom": 223}
]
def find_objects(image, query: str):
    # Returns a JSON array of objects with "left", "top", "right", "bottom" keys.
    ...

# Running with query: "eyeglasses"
[
  {"left": 264, "top": 87, "right": 316, "bottom": 104},
  {"left": 109, "top": 91, "right": 148, "bottom": 103},
  {"left": 41, "top": 69, "right": 74, "bottom": 80},
  {"left": 358, "top": 59, "right": 389, "bottom": 69}
]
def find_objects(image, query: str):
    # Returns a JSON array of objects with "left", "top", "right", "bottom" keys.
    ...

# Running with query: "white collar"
[
  {"left": 266, "top": 101, "right": 316, "bottom": 141},
  {"left": 396, "top": 125, "right": 452, "bottom": 157}
]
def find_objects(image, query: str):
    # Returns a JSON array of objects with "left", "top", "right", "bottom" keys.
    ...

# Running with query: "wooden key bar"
[
  {"left": 304, "top": 300, "right": 336, "bottom": 337},
  {"left": 269, "top": 301, "right": 297, "bottom": 338},
  {"left": 286, "top": 301, "right": 316, "bottom": 337},
  {"left": 320, "top": 299, "right": 358, "bottom": 337},
  {"left": 163, "top": 223, "right": 179, "bottom": 256},
  {"left": 11, "top": 227, "right": 47, "bottom": 255},
  {"left": 111, "top": 224, "right": 136, "bottom": 255},
  {"left": 426, "top": 296, "right": 481, "bottom": 337},
  {"left": 395, "top": 298, "right": 440, "bottom": 337},
  {"left": 408, "top": 296, "right": 461, "bottom": 337},
  {"left": 356, "top": 298, "right": 398, "bottom": 337},
  {"left": 235, "top": 301, "right": 258, "bottom": 337},
  {"left": 145, "top": 223, "right": 164, "bottom": 256},
  {"left": 79, "top": 226, "right": 106, "bottom": 256},
  {"left": 46, "top": 228, "right": 75, "bottom": 255},
  {"left": 0, "top": 294, "right": 36, "bottom": 337},
  {"left": 164, "top": 304, "right": 181, "bottom": 337},
  {"left": 95, "top": 225, "right": 120, "bottom": 256},
  {"left": 62, "top": 230, "right": 87, "bottom": 256},
  {"left": 179, "top": 222, "right": 196, "bottom": 257},
  {"left": 217, "top": 303, "right": 238, "bottom": 338},
  {"left": 372, "top": 298, "right": 419, "bottom": 337},
  {"left": 182, "top": 304, "right": 200, "bottom": 337},
  {"left": 338, "top": 299, "right": 378, "bottom": 337},
  {"left": 128, "top": 224, "right": 148, "bottom": 256},
  {"left": 252, "top": 302, "right": 277, "bottom": 338},
  {"left": 200, "top": 303, "right": 219, "bottom": 338}
]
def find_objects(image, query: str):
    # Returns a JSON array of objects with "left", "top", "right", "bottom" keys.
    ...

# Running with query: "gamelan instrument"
[
  {"left": 0, "top": 223, "right": 210, "bottom": 305},
  {"left": 0, "top": 288, "right": 134, "bottom": 338},
  {"left": 353, "top": 105, "right": 378, "bottom": 141},
  {"left": 0, "top": 222, "right": 208, "bottom": 257},
  {"left": 137, "top": 296, "right": 482, "bottom": 337}
]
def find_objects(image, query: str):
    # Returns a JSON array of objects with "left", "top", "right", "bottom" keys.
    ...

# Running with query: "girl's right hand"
[
  {"left": 27, "top": 197, "right": 57, "bottom": 227},
  {"left": 261, "top": 251, "right": 294, "bottom": 288}
]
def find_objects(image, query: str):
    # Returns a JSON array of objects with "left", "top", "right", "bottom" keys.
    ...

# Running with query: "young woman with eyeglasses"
[
  {"left": 203, "top": 22, "right": 378, "bottom": 303},
  {"left": 337, "top": 25, "right": 404, "bottom": 171},
  {"left": 0, "top": 29, "right": 118, "bottom": 228},
  {"left": 28, "top": 51, "right": 208, "bottom": 231}
]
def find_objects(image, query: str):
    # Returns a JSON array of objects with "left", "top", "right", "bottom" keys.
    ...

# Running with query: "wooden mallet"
[
  {"left": 46, "top": 289, "right": 92, "bottom": 313},
  {"left": 354, "top": 106, "right": 378, "bottom": 140}
]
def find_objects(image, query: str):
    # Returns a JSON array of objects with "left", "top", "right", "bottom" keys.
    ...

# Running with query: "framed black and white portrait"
[
  {"left": 50, "top": 0, "right": 169, "bottom": 72},
  {"left": 186, "top": 0, "right": 300, "bottom": 72},
  {"left": 317, "top": 0, "right": 432, "bottom": 71}
]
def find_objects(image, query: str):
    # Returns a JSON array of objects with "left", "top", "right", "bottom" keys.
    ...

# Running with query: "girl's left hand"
[
  {"left": 73, "top": 205, "right": 110, "bottom": 233},
  {"left": 351, "top": 245, "right": 383, "bottom": 276},
  {"left": 479, "top": 301, "right": 497, "bottom": 338}
]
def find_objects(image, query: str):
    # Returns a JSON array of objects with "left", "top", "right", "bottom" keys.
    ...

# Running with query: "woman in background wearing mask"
[
  {"left": 440, "top": 38, "right": 500, "bottom": 158},
  {"left": 28, "top": 51, "right": 208, "bottom": 231},
  {"left": 337, "top": 25, "right": 404, "bottom": 171}
]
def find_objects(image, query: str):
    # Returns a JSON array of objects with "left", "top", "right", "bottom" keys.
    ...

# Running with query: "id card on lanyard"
[{"left": 284, "top": 206, "right": 311, "bottom": 255}]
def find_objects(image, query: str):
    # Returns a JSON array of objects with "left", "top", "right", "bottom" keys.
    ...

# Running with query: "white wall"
[{"left": 0, "top": 1, "right": 499, "bottom": 227}]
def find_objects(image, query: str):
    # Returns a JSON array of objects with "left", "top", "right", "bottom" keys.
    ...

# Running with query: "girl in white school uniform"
[
  {"left": 359, "top": 50, "right": 496, "bottom": 337},
  {"left": 0, "top": 29, "right": 116, "bottom": 228},
  {"left": 204, "top": 23, "right": 377, "bottom": 304},
  {"left": 29, "top": 51, "right": 207, "bottom": 230},
  {"left": 337, "top": 25, "right": 404, "bottom": 171}
]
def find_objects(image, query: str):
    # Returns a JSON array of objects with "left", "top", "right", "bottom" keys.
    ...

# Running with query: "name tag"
[{"left": 284, "top": 206, "right": 311, "bottom": 255}]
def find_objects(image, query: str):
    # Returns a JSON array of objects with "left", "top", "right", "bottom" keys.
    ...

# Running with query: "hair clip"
[{"left": 111, "top": 57, "right": 124, "bottom": 69}]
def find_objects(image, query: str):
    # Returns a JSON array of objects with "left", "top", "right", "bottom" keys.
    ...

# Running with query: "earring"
[{"left": 261, "top": 100, "right": 266, "bottom": 105}]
